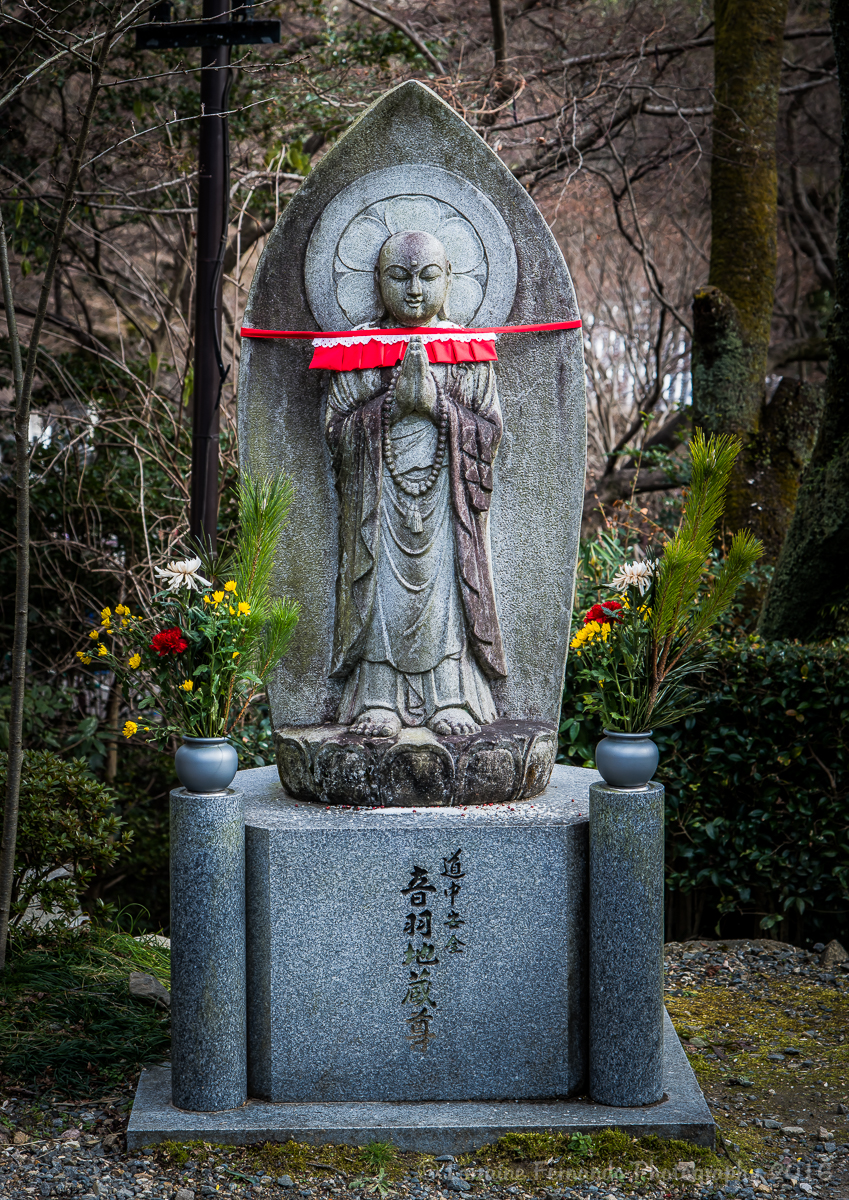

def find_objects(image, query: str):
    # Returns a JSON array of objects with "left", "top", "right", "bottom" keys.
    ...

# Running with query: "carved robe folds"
[{"left": 325, "top": 358, "right": 507, "bottom": 727}]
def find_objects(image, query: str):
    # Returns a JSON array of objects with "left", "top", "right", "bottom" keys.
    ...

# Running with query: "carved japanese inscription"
[{"left": 400, "top": 847, "right": 467, "bottom": 1052}]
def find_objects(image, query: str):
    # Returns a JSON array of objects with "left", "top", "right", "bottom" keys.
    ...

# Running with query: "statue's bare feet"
[
  {"left": 352, "top": 708, "right": 401, "bottom": 738},
  {"left": 428, "top": 707, "right": 480, "bottom": 737}
]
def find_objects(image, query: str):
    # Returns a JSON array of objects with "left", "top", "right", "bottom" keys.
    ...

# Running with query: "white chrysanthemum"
[
  {"left": 611, "top": 560, "right": 654, "bottom": 595},
  {"left": 154, "top": 556, "right": 211, "bottom": 593}
]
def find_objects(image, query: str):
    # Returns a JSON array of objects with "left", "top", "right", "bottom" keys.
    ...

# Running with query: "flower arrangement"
[
  {"left": 570, "top": 431, "right": 763, "bottom": 732},
  {"left": 77, "top": 476, "right": 300, "bottom": 742}
]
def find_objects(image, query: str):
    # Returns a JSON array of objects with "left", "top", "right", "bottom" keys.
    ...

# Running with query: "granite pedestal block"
[
  {"left": 243, "top": 763, "right": 590, "bottom": 1103},
  {"left": 589, "top": 782, "right": 665, "bottom": 1107},
  {"left": 132, "top": 763, "right": 715, "bottom": 1150},
  {"left": 274, "top": 719, "right": 557, "bottom": 807},
  {"left": 170, "top": 787, "right": 247, "bottom": 1113}
]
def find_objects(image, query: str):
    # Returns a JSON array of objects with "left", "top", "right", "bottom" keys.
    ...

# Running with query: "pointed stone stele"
[{"left": 239, "top": 81, "right": 586, "bottom": 807}]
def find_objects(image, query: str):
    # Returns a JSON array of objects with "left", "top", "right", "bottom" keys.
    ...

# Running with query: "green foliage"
[
  {"left": 351, "top": 1167, "right": 392, "bottom": 1195},
  {"left": 652, "top": 432, "right": 761, "bottom": 648},
  {"left": 0, "top": 682, "right": 103, "bottom": 763},
  {"left": 661, "top": 631, "right": 849, "bottom": 938},
  {"left": 0, "top": 924, "right": 170, "bottom": 1096},
  {"left": 0, "top": 750, "right": 132, "bottom": 927},
  {"left": 571, "top": 432, "right": 762, "bottom": 731},
  {"left": 561, "top": 625, "right": 849, "bottom": 942},
  {"left": 233, "top": 705, "right": 276, "bottom": 769},
  {"left": 476, "top": 1128, "right": 722, "bottom": 1172},
  {"left": 358, "top": 1142, "right": 396, "bottom": 1169},
  {"left": 651, "top": 431, "right": 740, "bottom": 640},
  {"left": 80, "top": 476, "right": 300, "bottom": 740},
  {"left": 565, "top": 507, "right": 847, "bottom": 941},
  {"left": 0, "top": 351, "right": 200, "bottom": 675},
  {"left": 223, "top": 474, "right": 302, "bottom": 708},
  {"left": 568, "top": 1132, "right": 594, "bottom": 1159}
]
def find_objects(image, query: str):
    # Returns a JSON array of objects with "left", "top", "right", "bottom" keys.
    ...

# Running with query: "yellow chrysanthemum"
[
  {"left": 181, "top": 680, "right": 194, "bottom": 692},
  {"left": 212, "top": 590, "right": 224, "bottom": 604},
  {"left": 89, "top": 629, "right": 99, "bottom": 640},
  {"left": 123, "top": 720, "right": 138, "bottom": 738},
  {"left": 570, "top": 620, "right": 611, "bottom": 650},
  {"left": 229, "top": 605, "right": 235, "bottom": 615},
  {"left": 232, "top": 650, "right": 240, "bottom": 658},
  {"left": 129, "top": 653, "right": 141, "bottom": 669},
  {"left": 237, "top": 601, "right": 250, "bottom": 615},
  {"left": 97, "top": 644, "right": 108, "bottom": 657},
  {"left": 100, "top": 607, "right": 111, "bottom": 622},
  {"left": 114, "top": 603, "right": 128, "bottom": 616},
  {"left": 76, "top": 651, "right": 92, "bottom": 664},
  {"left": 203, "top": 594, "right": 212, "bottom": 605},
  {"left": 224, "top": 580, "right": 237, "bottom": 593}
]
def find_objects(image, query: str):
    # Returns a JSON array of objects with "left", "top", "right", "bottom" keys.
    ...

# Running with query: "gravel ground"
[{"left": 0, "top": 937, "right": 846, "bottom": 1200}]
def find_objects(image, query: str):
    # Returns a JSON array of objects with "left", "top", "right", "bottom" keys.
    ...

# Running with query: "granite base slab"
[{"left": 127, "top": 1012, "right": 714, "bottom": 1152}]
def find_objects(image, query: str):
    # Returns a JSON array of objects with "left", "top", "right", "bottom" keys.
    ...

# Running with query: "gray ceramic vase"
[
  {"left": 174, "top": 736, "right": 239, "bottom": 794},
  {"left": 595, "top": 729, "right": 658, "bottom": 789}
]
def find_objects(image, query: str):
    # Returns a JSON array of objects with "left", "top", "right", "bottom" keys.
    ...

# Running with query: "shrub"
[
  {"left": 661, "top": 632, "right": 848, "bottom": 940},
  {"left": 0, "top": 750, "right": 132, "bottom": 926},
  {"left": 560, "top": 630, "right": 849, "bottom": 943},
  {"left": 560, "top": 523, "right": 849, "bottom": 944}
]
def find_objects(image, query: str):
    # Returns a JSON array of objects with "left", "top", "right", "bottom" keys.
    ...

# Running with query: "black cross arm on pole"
[{"left": 135, "top": 19, "right": 280, "bottom": 48}]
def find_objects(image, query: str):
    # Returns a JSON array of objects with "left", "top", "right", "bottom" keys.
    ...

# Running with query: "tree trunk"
[
  {"left": 741, "top": 377, "right": 825, "bottom": 561},
  {"left": 488, "top": 0, "right": 507, "bottom": 74},
  {"left": 691, "top": 0, "right": 791, "bottom": 545},
  {"left": 0, "top": 19, "right": 117, "bottom": 971},
  {"left": 104, "top": 677, "right": 122, "bottom": 785},
  {"left": 760, "top": 3, "right": 849, "bottom": 640}
]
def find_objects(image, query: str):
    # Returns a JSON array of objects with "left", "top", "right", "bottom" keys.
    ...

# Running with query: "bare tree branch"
[{"left": 345, "top": 0, "right": 446, "bottom": 74}]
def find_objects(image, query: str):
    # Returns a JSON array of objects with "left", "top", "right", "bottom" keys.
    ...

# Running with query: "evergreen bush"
[
  {"left": 0, "top": 750, "right": 132, "bottom": 926},
  {"left": 560, "top": 631, "right": 849, "bottom": 944}
]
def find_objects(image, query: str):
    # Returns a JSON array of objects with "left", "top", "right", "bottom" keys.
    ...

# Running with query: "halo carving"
[{"left": 304, "top": 165, "right": 517, "bottom": 331}]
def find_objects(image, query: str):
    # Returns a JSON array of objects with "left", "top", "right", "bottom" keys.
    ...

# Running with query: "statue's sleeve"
[
  {"left": 450, "top": 361, "right": 502, "bottom": 518},
  {"left": 446, "top": 361, "right": 507, "bottom": 679},
  {"left": 324, "top": 371, "right": 384, "bottom": 677}
]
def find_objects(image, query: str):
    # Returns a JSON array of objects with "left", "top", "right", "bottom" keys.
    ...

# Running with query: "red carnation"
[
  {"left": 583, "top": 601, "right": 623, "bottom": 627},
  {"left": 150, "top": 627, "right": 188, "bottom": 656}
]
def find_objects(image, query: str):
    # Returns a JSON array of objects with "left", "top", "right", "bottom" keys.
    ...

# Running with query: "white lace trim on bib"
[{"left": 312, "top": 331, "right": 498, "bottom": 348}]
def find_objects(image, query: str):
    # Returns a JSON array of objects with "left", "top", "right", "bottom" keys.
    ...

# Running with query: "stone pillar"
[
  {"left": 589, "top": 782, "right": 665, "bottom": 1106},
  {"left": 170, "top": 787, "right": 247, "bottom": 1112}
]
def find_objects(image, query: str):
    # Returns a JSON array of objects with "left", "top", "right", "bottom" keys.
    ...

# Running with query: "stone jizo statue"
[
  {"left": 325, "top": 230, "right": 506, "bottom": 739},
  {"left": 239, "top": 81, "right": 586, "bottom": 806}
]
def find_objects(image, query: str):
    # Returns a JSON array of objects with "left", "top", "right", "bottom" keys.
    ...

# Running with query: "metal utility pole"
[
  {"left": 136, "top": 3, "right": 280, "bottom": 554},
  {"left": 192, "top": 0, "right": 231, "bottom": 553}
]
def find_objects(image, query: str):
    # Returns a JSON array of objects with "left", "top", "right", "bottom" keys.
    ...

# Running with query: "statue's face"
[{"left": 376, "top": 231, "right": 451, "bottom": 326}]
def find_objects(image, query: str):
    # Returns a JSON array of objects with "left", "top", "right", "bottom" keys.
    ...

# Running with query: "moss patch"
[
  {"left": 156, "top": 1139, "right": 417, "bottom": 1183},
  {"left": 667, "top": 975, "right": 849, "bottom": 1165},
  {"left": 473, "top": 1128, "right": 723, "bottom": 1174},
  {"left": 157, "top": 1130, "right": 723, "bottom": 1189}
]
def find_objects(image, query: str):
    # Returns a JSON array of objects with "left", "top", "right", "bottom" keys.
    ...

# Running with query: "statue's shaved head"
[
  {"left": 378, "top": 230, "right": 449, "bottom": 275},
  {"left": 376, "top": 230, "right": 452, "bottom": 325}
]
